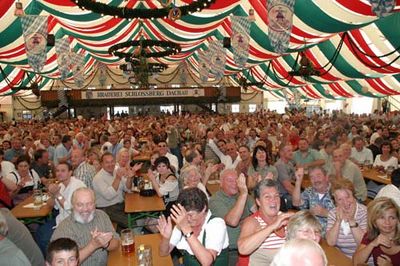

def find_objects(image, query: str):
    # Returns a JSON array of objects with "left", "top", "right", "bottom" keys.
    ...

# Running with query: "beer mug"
[
  {"left": 364, "top": 160, "right": 372, "bottom": 169},
  {"left": 33, "top": 189, "right": 43, "bottom": 209},
  {"left": 386, "top": 166, "right": 395, "bottom": 177},
  {"left": 121, "top": 229, "right": 134, "bottom": 254}
]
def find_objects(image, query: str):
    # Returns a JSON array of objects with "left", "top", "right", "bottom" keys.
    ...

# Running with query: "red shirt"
[{"left": 361, "top": 233, "right": 400, "bottom": 265}]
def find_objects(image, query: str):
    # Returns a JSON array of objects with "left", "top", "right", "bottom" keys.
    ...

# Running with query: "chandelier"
[{"left": 109, "top": 40, "right": 181, "bottom": 61}]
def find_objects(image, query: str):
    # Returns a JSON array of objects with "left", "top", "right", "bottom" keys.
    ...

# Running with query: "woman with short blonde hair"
[{"left": 287, "top": 210, "right": 322, "bottom": 243}]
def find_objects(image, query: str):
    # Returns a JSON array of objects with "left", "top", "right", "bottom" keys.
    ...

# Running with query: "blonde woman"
[
  {"left": 353, "top": 197, "right": 400, "bottom": 265},
  {"left": 287, "top": 210, "right": 322, "bottom": 243}
]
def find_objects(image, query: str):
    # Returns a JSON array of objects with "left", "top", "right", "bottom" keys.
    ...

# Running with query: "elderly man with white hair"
[{"left": 51, "top": 187, "right": 119, "bottom": 266}]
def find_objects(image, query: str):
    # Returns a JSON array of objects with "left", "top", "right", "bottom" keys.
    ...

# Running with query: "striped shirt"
[
  {"left": 326, "top": 203, "right": 368, "bottom": 258},
  {"left": 237, "top": 211, "right": 286, "bottom": 266},
  {"left": 74, "top": 161, "right": 96, "bottom": 189},
  {"left": 253, "top": 211, "right": 286, "bottom": 250}
]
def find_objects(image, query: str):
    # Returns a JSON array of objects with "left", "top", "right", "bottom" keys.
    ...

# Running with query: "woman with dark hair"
[
  {"left": 247, "top": 145, "right": 278, "bottom": 193},
  {"left": 2, "top": 155, "right": 40, "bottom": 204},
  {"left": 373, "top": 141, "right": 398, "bottom": 170},
  {"left": 237, "top": 179, "right": 293, "bottom": 265},
  {"left": 157, "top": 187, "right": 229, "bottom": 265},
  {"left": 148, "top": 156, "right": 179, "bottom": 213},
  {"left": 354, "top": 197, "right": 400, "bottom": 265}
]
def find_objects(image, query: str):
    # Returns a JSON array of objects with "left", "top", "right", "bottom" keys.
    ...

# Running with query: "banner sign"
[
  {"left": 231, "top": 16, "right": 251, "bottom": 69},
  {"left": 81, "top": 89, "right": 205, "bottom": 100},
  {"left": 208, "top": 40, "right": 226, "bottom": 80},
  {"left": 21, "top": 15, "right": 48, "bottom": 72},
  {"left": 267, "top": 0, "right": 295, "bottom": 54},
  {"left": 55, "top": 37, "right": 71, "bottom": 80},
  {"left": 369, "top": 0, "right": 395, "bottom": 17}
]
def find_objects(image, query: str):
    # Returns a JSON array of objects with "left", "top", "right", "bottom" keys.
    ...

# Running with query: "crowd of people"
[{"left": 0, "top": 109, "right": 400, "bottom": 265}]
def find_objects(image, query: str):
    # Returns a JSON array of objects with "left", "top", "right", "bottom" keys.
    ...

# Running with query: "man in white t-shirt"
[
  {"left": 350, "top": 136, "right": 373, "bottom": 165},
  {"left": 36, "top": 162, "right": 86, "bottom": 254},
  {"left": 49, "top": 163, "right": 86, "bottom": 225}
]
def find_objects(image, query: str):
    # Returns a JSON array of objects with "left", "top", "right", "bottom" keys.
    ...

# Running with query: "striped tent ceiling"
[{"left": 1, "top": 0, "right": 400, "bottom": 99}]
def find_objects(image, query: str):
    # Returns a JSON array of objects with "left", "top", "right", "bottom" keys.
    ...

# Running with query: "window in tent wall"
[
  {"left": 350, "top": 97, "right": 373, "bottom": 114},
  {"left": 107, "top": 107, "right": 111, "bottom": 120},
  {"left": 160, "top": 105, "right": 174, "bottom": 114},
  {"left": 325, "top": 101, "right": 343, "bottom": 113},
  {"left": 114, "top": 106, "right": 129, "bottom": 115},
  {"left": 231, "top": 104, "right": 240, "bottom": 113},
  {"left": 22, "top": 110, "right": 32, "bottom": 120},
  {"left": 249, "top": 104, "right": 257, "bottom": 113},
  {"left": 267, "top": 101, "right": 286, "bottom": 114}
]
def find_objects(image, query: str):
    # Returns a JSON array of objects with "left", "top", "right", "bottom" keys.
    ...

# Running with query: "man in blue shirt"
[
  {"left": 54, "top": 135, "right": 72, "bottom": 166},
  {"left": 292, "top": 166, "right": 334, "bottom": 236}
]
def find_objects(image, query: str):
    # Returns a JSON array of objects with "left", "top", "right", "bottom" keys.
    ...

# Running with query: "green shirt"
[
  {"left": 209, "top": 190, "right": 254, "bottom": 249},
  {"left": 328, "top": 160, "right": 367, "bottom": 201},
  {"left": 293, "top": 148, "right": 323, "bottom": 166},
  {"left": 247, "top": 164, "right": 278, "bottom": 181}
]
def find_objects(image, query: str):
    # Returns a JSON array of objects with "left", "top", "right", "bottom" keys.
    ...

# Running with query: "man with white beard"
[{"left": 51, "top": 188, "right": 119, "bottom": 266}]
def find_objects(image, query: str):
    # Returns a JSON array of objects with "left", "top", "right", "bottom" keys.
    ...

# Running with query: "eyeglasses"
[{"left": 297, "top": 229, "right": 321, "bottom": 237}]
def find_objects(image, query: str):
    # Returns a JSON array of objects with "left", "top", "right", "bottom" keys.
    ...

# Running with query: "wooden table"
[
  {"left": 11, "top": 195, "right": 53, "bottom": 224},
  {"left": 125, "top": 193, "right": 165, "bottom": 228},
  {"left": 362, "top": 168, "right": 391, "bottom": 184},
  {"left": 320, "top": 240, "right": 352, "bottom": 266},
  {"left": 108, "top": 233, "right": 173, "bottom": 266}
]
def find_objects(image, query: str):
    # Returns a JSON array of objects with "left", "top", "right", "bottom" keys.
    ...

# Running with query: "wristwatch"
[
  {"left": 57, "top": 195, "right": 63, "bottom": 201},
  {"left": 350, "top": 222, "right": 359, "bottom": 228},
  {"left": 183, "top": 231, "right": 194, "bottom": 239}
]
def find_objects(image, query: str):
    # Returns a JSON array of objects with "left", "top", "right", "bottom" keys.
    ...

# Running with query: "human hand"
[
  {"left": 335, "top": 207, "right": 343, "bottom": 223},
  {"left": 156, "top": 215, "right": 173, "bottom": 240},
  {"left": 237, "top": 173, "right": 248, "bottom": 195},
  {"left": 48, "top": 183, "right": 60, "bottom": 196},
  {"left": 295, "top": 167, "right": 304, "bottom": 183},
  {"left": 372, "top": 234, "right": 392, "bottom": 248},
  {"left": 170, "top": 204, "right": 192, "bottom": 235},
  {"left": 342, "top": 201, "right": 356, "bottom": 222},
  {"left": 253, "top": 173, "right": 262, "bottom": 183},
  {"left": 131, "top": 162, "right": 143, "bottom": 173},
  {"left": 270, "top": 212, "right": 294, "bottom": 232},
  {"left": 265, "top": 172, "right": 274, "bottom": 180},
  {"left": 205, "top": 163, "right": 219, "bottom": 176},
  {"left": 115, "top": 168, "right": 125, "bottom": 179},
  {"left": 377, "top": 254, "right": 393, "bottom": 266},
  {"left": 90, "top": 228, "right": 113, "bottom": 249},
  {"left": 310, "top": 205, "right": 326, "bottom": 217}
]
